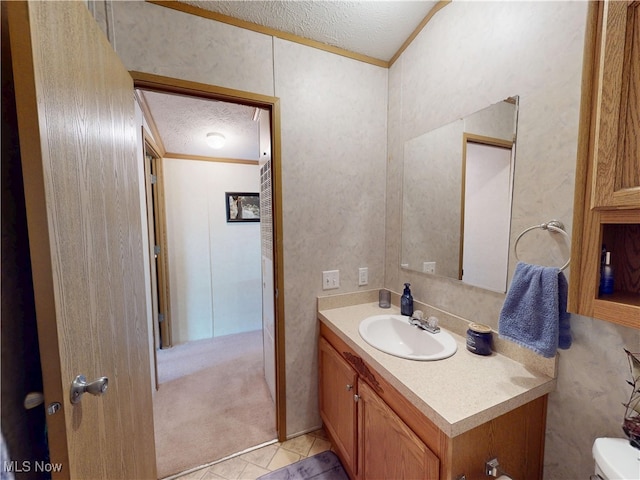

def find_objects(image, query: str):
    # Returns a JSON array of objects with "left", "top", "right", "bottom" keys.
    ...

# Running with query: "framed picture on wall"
[{"left": 225, "top": 192, "right": 260, "bottom": 222}]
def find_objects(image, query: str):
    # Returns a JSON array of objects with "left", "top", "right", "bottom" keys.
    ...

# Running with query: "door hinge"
[
  {"left": 150, "top": 174, "right": 157, "bottom": 185},
  {"left": 154, "top": 245, "right": 161, "bottom": 255},
  {"left": 158, "top": 313, "right": 165, "bottom": 323}
]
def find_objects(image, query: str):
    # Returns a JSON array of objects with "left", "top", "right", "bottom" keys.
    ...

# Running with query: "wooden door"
[
  {"left": 358, "top": 380, "right": 439, "bottom": 480},
  {"left": 318, "top": 338, "right": 358, "bottom": 478},
  {"left": 7, "top": 2, "right": 157, "bottom": 478}
]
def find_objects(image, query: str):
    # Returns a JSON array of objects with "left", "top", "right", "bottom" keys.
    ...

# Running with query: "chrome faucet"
[{"left": 409, "top": 313, "right": 440, "bottom": 334}]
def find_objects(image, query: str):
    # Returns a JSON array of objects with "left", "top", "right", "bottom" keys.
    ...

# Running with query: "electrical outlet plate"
[
  {"left": 358, "top": 267, "right": 368, "bottom": 286},
  {"left": 322, "top": 270, "right": 340, "bottom": 290}
]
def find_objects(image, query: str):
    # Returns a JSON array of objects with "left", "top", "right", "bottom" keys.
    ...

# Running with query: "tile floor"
[{"left": 169, "top": 429, "right": 332, "bottom": 480}]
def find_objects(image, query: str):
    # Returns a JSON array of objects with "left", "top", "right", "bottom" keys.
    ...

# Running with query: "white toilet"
[{"left": 592, "top": 437, "right": 640, "bottom": 479}]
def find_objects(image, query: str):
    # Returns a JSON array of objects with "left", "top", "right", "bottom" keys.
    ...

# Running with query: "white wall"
[
  {"left": 164, "top": 159, "right": 261, "bottom": 344},
  {"left": 386, "top": 3, "right": 640, "bottom": 478}
]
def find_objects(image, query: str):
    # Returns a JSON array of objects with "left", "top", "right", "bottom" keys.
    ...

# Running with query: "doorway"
[
  {"left": 132, "top": 72, "right": 286, "bottom": 477},
  {"left": 143, "top": 141, "right": 171, "bottom": 352},
  {"left": 460, "top": 136, "right": 514, "bottom": 292}
]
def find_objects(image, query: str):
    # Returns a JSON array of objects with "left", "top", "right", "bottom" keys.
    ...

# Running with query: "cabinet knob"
[
  {"left": 346, "top": 384, "right": 353, "bottom": 391},
  {"left": 354, "top": 394, "right": 360, "bottom": 402}
]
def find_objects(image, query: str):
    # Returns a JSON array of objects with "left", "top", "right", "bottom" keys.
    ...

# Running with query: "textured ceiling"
[
  {"left": 140, "top": 90, "right": 261, "bottom": 160},
  {"left": 141, "top": 1, "right": 443, "bottom": 159},
  {"left": 179, "top": 0, "right": 440, "bottom": 61}
]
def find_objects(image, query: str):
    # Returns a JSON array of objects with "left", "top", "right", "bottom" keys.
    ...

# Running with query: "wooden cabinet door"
[
  {"left": 7, "top": 2, "right": 157, "bottom": 478},
  {"left": 319, "top": 338, "right": 358, "bottom": 476},
  {"left": 591, "top": 0, "right": 640, "bottom": 208},
  {"left": 358, "top": 380, "right": 439, "bottom": 480},
  {"left": 569, "top": 1, "right": 640, "bottom": 327}
]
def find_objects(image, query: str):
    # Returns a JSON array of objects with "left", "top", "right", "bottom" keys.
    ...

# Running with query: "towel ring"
[{"left": 514, "top": 220, "right": 571, "bottom": 271}]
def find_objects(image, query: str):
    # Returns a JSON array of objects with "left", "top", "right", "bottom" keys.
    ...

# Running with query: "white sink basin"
[{"left": 358, "top": 314, "right": 457, "bottom": 361}]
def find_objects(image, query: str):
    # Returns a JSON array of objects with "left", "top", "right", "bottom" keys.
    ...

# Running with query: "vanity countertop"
[{"left": 318, "top": 301, "right": 556, "bottom": 438}]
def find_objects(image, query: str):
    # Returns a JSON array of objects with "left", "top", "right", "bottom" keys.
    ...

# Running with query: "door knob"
[{"left": 70, "top": 375, "right": 108, "bottom": 404}]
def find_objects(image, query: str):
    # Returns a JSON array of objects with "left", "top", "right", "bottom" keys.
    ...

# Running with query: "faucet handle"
[
  {"left": 412, "top": 310, "right": 424, "bottom": 320},
  {"left": 426, "top": 316, "right": 439, "bottom": 330}
]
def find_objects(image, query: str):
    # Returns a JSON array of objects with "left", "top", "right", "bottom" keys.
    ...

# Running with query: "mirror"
[{"left": 401, "top": 97, "right": 519, "bottom": 293}]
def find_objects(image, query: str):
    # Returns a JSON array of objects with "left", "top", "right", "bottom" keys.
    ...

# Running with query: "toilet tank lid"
[{"left": 592, "top": 438, "right": 640, "bottom": 480}]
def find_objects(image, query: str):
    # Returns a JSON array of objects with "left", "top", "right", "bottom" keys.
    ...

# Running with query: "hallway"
[{"left": 154, "top": 331, "right": 276, "bottom": 478}]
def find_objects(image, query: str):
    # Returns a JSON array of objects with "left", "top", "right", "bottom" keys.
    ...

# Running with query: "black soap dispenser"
[{"left": 401, "top": 283, "right": 414, "bottom": 316}]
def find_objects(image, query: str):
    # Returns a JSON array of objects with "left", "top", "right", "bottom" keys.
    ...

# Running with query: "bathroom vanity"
[{"left": 318, "top": 293, "right": 556, "bottom": 480}]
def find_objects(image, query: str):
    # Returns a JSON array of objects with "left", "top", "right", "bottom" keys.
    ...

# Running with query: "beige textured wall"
[
  {"left": 273, "top": 38, "right": 388, "bottom": 434},
  {"left": 402, "top": 119, "right": 462, "bottom": 277},
  {"left": 110, "top": 1, "right": 388, "bottom": 437},
  {"left": 386, "top": 2, "right": 640, "bottom": 478},
  {"left": 106, "top": 3, "right": 640, "bottom": 476}
]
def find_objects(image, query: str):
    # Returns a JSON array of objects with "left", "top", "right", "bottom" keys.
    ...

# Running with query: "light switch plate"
[
  {"left": 322, "top": 270, "right": 340, "bottom": 290},
  {"left": 423, "top": 262, "right": 436, "bottom": 274}
]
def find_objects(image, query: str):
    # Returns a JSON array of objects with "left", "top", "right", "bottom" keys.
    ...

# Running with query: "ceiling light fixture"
[{"left": 206, "top": 132, "right": 226, "bottom": 149}]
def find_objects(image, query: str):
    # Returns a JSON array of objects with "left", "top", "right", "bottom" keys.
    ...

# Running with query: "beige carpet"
[{"left": 153, "top": 330, "right": 277, "bottom": 478}]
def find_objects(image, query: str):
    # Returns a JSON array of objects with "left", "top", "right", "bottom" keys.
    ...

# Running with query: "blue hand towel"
[{"left": 499, "top": 262, "right": 572, "bottom": 357}]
